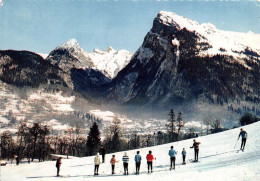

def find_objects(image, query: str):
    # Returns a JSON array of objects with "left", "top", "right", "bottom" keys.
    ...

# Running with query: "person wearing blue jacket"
[
  {"left": 238, "top": 128, "right": 247, "bottom": 150},
  {"left": 168, "top": 146, "right": 177, "bottom": 170},
  {"left": 181, "top": 148, "right": 187, "bottom": 164},
  {"left": 134, "top": 151, "right": 142, "bottom": 174}
]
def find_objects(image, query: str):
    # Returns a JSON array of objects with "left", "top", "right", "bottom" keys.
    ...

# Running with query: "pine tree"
[
  {"left": 177, "top": 112, "right": 184, "bottom": 140},
  {"left": 166, "top": 109, "right": 176, "bottom": 142},
  {"left": 86, "top": 122, "right": 101, "bottom": 156}
]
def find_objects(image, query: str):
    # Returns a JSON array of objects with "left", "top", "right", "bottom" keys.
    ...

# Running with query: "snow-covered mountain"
[
  {"left": 1, "top": 11, "right": 260, "bottom": 129},
  {"left": 158, "top": 11, "right": 260, "bottom": 68},
  {"left": 46, "top": 39, "right": 94, "bottom": 72},
  {"left": 108, "top": 11, "right": 260, "bottom": 111},
  {"left": 89, "top": 47, "right": 133, "bottom": 79},
  {"left": 45, "top": 39, "right": 132, "bottom": 92},
  {"left": 2, "top": 121, "right": 260, "bottom": 180},
  {"left": 46, "top": 39, "right": 111, "bottom": 92},
  {"left": 47, "top": 39, "right": 132, "bottom": 79}
]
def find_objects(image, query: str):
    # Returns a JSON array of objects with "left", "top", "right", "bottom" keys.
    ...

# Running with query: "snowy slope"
[
  {"left": 89, "top": 47, "right": 133, "bottom": 78},
  {"left": 158, "top": 11, "right": 260, "bottom": 68},
  {"left": 2, "top": 121, "right": 260, "bottom": 181}
]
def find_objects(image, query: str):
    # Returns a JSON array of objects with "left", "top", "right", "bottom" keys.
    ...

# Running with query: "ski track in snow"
[{"left": 1, "top": 122, "right": 260, "bottom": 181}]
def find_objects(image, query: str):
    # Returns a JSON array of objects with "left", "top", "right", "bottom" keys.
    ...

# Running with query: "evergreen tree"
[
  {"left": 86, "top": 122, "right": 101, "bottom": 156},
  {"left": 166, "top": 109, "right": 177, "bottom": 142},
  {"left": 177, "top": 112, "right": 184, "bottom": 140}
]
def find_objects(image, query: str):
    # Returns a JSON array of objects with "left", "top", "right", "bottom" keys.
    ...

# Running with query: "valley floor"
[{"left": 1, "top": 122, "right": 260, "bottom": 181}]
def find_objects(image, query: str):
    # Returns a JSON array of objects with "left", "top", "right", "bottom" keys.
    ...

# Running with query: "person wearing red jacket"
[
  {"left": 110, "top": 155, "right": 118, "bottom": 174},
  {"left": 146, "top": 151, "right": 154, "bottom": 173}
]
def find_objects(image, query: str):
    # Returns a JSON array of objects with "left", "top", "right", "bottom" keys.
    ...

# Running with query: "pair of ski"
[
  {"left": 189, "top": 159, "right": 200, "bottom": 163},
  {"left": 236, "top": 148, "right": 245, "bottom": 153}
]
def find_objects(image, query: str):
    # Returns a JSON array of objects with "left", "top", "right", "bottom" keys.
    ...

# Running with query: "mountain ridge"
[
  {"left": 0, "top": 11, "right": 259, "bottom": 127},
  {"left": 106, "top": 11, "right": 260, "bottom": 114}
]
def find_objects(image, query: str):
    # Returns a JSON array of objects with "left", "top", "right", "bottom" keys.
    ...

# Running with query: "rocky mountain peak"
[
  {"left": 47, "top": 38, "right": 93, "bottom": 72},
  {"left": 108, "top": 10, "right": 260, "bottom": 111},
  {"left": 155, "top": 11, "right": 260, "bottom": 67},
  {"left": 57, "top": 39, "right": 81, "bottom": 50},
  {"left": 107, "top": 46, "right": 114, "bottom": 52}
]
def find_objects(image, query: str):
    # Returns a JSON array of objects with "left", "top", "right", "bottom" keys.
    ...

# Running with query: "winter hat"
[
  {"left": 124, "top": 152, "right": 127, "bottom": 156},
  {"left": 97, "top": 153, "right": 99, "bottom": 156}
]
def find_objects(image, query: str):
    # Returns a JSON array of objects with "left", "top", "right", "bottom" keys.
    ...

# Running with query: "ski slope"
[{"left": 1, "top": 122, "right": 260, "bottom": 181}]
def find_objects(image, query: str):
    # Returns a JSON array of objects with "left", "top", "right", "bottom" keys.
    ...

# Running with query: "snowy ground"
[{"left": 1, "top": 122, "right": 260, "bottom": 181}]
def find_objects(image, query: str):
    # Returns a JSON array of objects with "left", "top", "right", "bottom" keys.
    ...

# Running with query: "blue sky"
[{"left": 0, "top": 0, "right": 259, "bottom": 54}]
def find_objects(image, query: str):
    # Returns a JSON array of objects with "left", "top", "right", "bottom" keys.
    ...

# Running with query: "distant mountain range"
[{"left": 0, "top": 11, "right": 259, "bottom": 126}]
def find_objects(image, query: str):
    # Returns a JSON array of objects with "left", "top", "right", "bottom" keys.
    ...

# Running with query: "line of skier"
[
  {"left": 92, "top": 139, "right": 201, "bottom": 175},
  {"left": 55, "top": 128, "right": 247, "bottom": 176}
]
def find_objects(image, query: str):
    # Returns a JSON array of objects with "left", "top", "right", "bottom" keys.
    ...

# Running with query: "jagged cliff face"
[
  {"left": 46, "top": 39, "right": 94, "bottom": 72},
  {"left": 46, "top": 39, "right": 111, "bottom": 93},
  {"left": 108, "top": 11, "right": 260, "bottom": 107},
  {"left": 0, "top": 50, "right": 65, "bottom": 88}
]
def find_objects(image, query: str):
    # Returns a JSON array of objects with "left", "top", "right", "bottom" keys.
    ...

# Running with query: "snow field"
[
  {"left": 89, "top": 47, "right": 133, "bottom": 79},
  {"left": 1, "top": 121, "right": 260, "bottom": 181}
]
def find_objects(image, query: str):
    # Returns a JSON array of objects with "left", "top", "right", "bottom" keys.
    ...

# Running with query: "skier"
[
  {"left": 15, "top": 155, "right": 19, "bottom": 165},
  {"left": 190, "top": 139, "right": 201, "bottom": 162},
  {"left": 110, "top": 155, "right": 118, "bottom": 174},
  {"left": 56, "top": 157, "right": 62, "bottom": 176},
  {"left": 99, "top": 146, "right": 106, "bottom": 163},
  {"left": 168, "top": 146, "right": 177, "bottom": 170},
  {"left": 134, "top": 151, "right": 142, "bottom": 175},
  {"left": 182, "top": 148, "right": 186, "bottom": 164},
  {"left": 122, "top": 152, "right": 129, "bottom": 175},
  {"left": 146, "top": 150, "right": 154, "bottom": 174},
  {"left": 238, "top": 128, "right": 247, "bottom": 150},
  {"left": 94, "top": 153, "right": 101, "bottom": 175}
]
